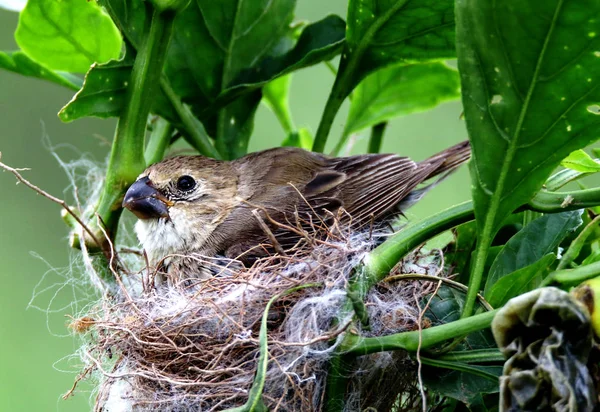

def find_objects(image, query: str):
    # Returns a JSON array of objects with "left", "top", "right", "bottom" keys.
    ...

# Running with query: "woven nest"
[{"left": 69, "top": 219, "right": 446, "bottom": 411}]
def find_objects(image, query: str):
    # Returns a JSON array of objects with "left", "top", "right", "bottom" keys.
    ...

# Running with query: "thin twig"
[{"left": 0, "top": 153, "right": 107, "bottom": 256}]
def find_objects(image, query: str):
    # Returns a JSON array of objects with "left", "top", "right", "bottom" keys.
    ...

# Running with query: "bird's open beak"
[{"left": 122, "top": 176, "right": 172, "bottom": 219}]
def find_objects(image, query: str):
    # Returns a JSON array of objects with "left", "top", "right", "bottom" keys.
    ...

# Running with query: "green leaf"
[
  {"left": 59, "top": 51, "right": 176, "bottom": 123},
  {"left": 263, "top": 74, "right": 294, "bottom": 134},
  {"left": 312, "top": 0, "right": 456, "bottom": 152},
  {"left": 484, "top": 211, "right": 583, "bottom": 296},
  {"left": 343, "top": 62, "right": 460, "bottom": 137},
  {"left": 15, "top": 0, "right": 122, "bottom": 73},
  {"left": 281, "top": 128, "right": 313, "bottom": 150},
  {"left": 457, "top": 0, "right": 600, "bottom": 316},
  {"left": 423, "top": 366, "right": 501, "bottom": 406},
  {"left": 346, "top": 0, "right": 456, "bottom": 85},
  {"left": 0, "top": 50, "right": 81, "bottom": 90},
  {"left": 215, "top": 92, "right": 262, "bottom": 160},
  {"left": 166, "top": 9, "right": 345, "bottom": 158},
  {"left": 486, "top": 253, "right": 556, "bottom": 308},
  {"left": 561, "top": 149, "right": 600, "bottom": 172}
]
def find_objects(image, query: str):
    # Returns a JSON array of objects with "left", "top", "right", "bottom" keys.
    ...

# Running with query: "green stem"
[
  {"left": 418, "top": 357, "right": 500, "bottom": 382},
  {"left": 543, "top": 260, "right": 600, "bottom": 287},
  {"left": 342, "top": 309, "right": 497, "bottom": 355},
  {"left": 89, "top": 8, "right": 177, "bottom": 249},
  {"left": 312, "top": 0, "right": 409, "bottom": 153},
  {"left": 312, "top": 65, "right": 352, "bottom": 153},
  {"left": 144, "top": 117, "right": 174, "bottom": 166},
  {"left": 362, "top": 201, "right": 475, "bottom": 292},
  {"left": 556, "top": 214, "right": 600, "bottom": 271},
  {"left": 159, "top": 77, "right": 221, "bottom": 159},
  {"left": 528, "top": 187, "right": 600, "bottom": 212},
  {"left": 545, "top": 168, "right": 592, "bottom": 191},
  {"left": 367, "top": 122, "right": 387, "bottom": 153},
  {"left": 324, "top": 354, "right": 352, "bottom": 412},
  {"left": 436, "top": 349, "right": 504, "bottom": 363}
]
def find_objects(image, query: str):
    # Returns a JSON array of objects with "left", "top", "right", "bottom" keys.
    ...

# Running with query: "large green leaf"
[
  {"left": 486, "top": 253, "right": 556, "bottom": 308},
  {"left": 343, "top": 62, "right": 460, "bottom": 137},
  {"left": 458, "top": 0, "right": 600, "bottom": 243},
  {"left": 15, "top": 0, "right": 122, "bottom": 73},
  {"left": 0, "top": 50, "right": 81, "bottom": 90},
  {"left": 345, "top": 0, "right": 455, "bottom": 88},
  {"left": 457, "top": 0, "right": 600, "bottom": 316},
  {"left": 62, "top": 4, "right": 345, "bottom": 157},
  {"left": 484, "top": 211, "right": 583, "bottom": 296}
]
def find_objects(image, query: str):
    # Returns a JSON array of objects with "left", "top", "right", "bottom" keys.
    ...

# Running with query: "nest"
[{"left": 67, "top": 219, "right": 446, "bottom": 411}]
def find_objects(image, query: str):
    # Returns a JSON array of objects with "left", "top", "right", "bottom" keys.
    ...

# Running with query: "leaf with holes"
[
  {"left": 457, "top": 0, "right": 600, "bottom": 281},
  {"left": 0, "top": 50, "right": 81, "bottom": 90},
  {"left": 344, "top": 62, "right": 460, "bottom": 137},
  {"left": 15, "top": 0, "right": 122, "bottom": 73}
]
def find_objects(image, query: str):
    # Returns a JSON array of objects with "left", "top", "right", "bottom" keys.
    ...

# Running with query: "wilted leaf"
[
  {"left": 344, "top": 62, "right": 460, "bottom": 137},
  {"left": 458, "top": 0, "right": 600, "bottom": 246},
  {"left": 15, "top": 0, "right": 122, "bottom": 73},
  {"left": 0, "top": 50, "right": 81, "bottom": 90},
  {"left": 492, "top": 288, "right": 595, "bottom": 411},
  {"left": 484, "top": 210, "right": 582, "bottom": 297},
  {"left": 561, "top": 149, "right": 600, "bottom": 173},
  {"left": 486, "top": 253, "right": 556, "bottom": 308}
]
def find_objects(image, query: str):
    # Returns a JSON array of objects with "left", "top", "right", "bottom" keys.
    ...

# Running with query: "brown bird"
[{"left": 122, "top": 141, "right": 470, "bottom": 279}]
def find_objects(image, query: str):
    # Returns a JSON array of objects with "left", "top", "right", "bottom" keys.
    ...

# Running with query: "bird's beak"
[{"left": 122, "top": 176, "right": 172, "bottom": 219}]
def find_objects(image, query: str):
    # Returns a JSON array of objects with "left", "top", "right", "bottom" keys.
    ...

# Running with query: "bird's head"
[{"left": 122, "top": 156, "right": 238, "bottom": 263}]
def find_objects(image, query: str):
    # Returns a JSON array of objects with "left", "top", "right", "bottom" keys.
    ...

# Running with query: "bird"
[{"left": 122, "top": 141, "right": 470, "bottom": 280}]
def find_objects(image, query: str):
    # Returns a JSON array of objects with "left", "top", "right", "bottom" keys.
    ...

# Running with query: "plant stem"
[
  {"left": 312, "top": 65, "right": 353, "bottom": 153},
  {"left": 418, "top": 357, "right": 500, "bottom": 382},
  {"left": 367, "top": 122, "right": 387, "bottom": 153},
  {"left": 543, "top": 260, "right": 600, "bottom": 286},
  {"left": 312, "top": 0, "right": 409, "bottom": 153},
  {"left": 436, "top": 349, "right": 504, "bottom": 363},
  {"left": 528, "top": 187, "right": 600, "bottom": 212},
  {"left": 89, "top": 8, "right": 177, "bottom": 250},
  {"left": 159, "top": 77, "right": 221, "bottom": 158},
  {"left": 144, "top": 117, "right": 174, "bottom": 166},
  {"left": 361, "top": 201, "right": 475, "bottom": 292},
  {"left": 342, "top": 309, "right": 497, "bottom": 355}
]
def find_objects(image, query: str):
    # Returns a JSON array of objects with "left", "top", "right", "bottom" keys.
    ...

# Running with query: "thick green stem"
[
  {"left": 528, "top": 187, "right": 600, "bottom": 212},
  {"left": 342, "top": 309, "right": 497, "bottom": 355},
  {"left": 83, "top": 9, "right": 177, "bottom": 250},
  {"left": 362, "top": 201, "right": 475, "bottom": 291},
  {"left": 436, "top": 349, "right": 504, "bottom": 363},
  {"left": 144, "top": 117, "right": 174, "bottom": 166},
  {"left": 367, "top": 122, "right": 387, "bottom": 153}
]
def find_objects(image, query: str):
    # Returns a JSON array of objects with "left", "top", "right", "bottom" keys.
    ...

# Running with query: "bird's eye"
[{"left": 176, "top": 175, "right": 196, "bottom": 192}]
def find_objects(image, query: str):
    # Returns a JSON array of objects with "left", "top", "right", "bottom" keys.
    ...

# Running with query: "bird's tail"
[
  {"left": 396, "top": 140, "right": 471, "bottom": 211},
  {"left": 419, "top": 140, "right": 471, "bottom": 179}
]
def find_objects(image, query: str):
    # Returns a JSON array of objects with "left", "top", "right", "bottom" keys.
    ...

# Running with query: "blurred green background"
[{"left": 0, "top": 2, "right": 468, "bottom": 410}]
